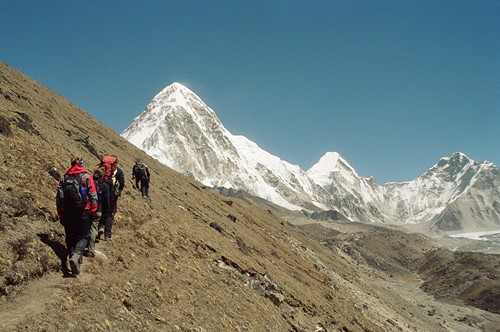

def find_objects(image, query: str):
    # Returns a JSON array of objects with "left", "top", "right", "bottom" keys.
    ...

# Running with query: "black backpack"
[
  {"left": 57, "top": 173, "right": 88, "bottom": 209},
  {"left": 135, "top": 163, "right": 148, "bottom": 180}
]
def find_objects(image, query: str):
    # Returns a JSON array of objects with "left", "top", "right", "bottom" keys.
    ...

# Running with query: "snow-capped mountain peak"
[
  {"left": 435, "top": 151, "right": 472, "bottom": 169},
  {"left": 147, "top": 82, "right": 215, "bottom": 118},
  {"left": 122, "top": 83, "right": 499, "bottom": 233},
  {"left": 307, "top": 152, "right": 359, "bottom": 187},
  {"left": 154, "top": 82, "right": 193, "bottom": 100},
  {"left": 122, "top": 82, "right": 325, "bottom": 211}
]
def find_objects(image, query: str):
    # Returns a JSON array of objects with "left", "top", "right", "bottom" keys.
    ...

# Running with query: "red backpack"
[{"left": 99, "top": 155, "right": 118, "bottom": 182}]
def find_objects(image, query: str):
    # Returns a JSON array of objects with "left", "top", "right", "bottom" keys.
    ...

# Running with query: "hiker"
[
  {"left": 101, "top": 162, "right": 125, "bottom": 240},
  {"left": 132, "top": 159, "right": 141, "bottom": 189},
  {"left": 132, "top": 160, "right": 150, "bottom": 198},
  {"left": 85, "top": 168, "right": 110, "bottom": 257},
  {"left": 56, "top": 155, "right": 97, "bottom": 276}
]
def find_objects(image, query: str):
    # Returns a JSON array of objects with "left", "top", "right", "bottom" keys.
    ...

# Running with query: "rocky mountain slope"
[
  {"left": 383, "top": 152, "right": 500, "bottom": 232},
  {"left": 122, "top": 83, "right": 499, "bottom": 233},
  {"left": 1, "top": 61, "right": 500, "bottom": 331}
]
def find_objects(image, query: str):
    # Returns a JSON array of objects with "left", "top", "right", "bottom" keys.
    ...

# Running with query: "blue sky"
[{"left": 1, "top": 0, "right": 498, "bottom": 183}]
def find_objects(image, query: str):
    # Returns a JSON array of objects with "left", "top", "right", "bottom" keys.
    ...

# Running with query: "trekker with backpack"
[
  {"left": 85, "top": 168, "right": 110, "bottom": 257},
  {"left": 56, "top": 155, "right": 97, "bottom": 277},
  {"left": 132, "top": 159, "right": 150, "bottom": 198},
  {"left": 98, "top": 155, "right": 124, "bottom": 241}
]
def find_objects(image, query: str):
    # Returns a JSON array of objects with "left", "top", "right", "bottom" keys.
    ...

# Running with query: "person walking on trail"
[
  {"left": 85, "top": 168, "right": 110, "bottom": 257},
  {"left": 56, "top": 155, "right": 97, "bottom": 277},
  {"left": 132, "top": 159, "right": 141, "bottom": 189},
  {"left": 132, "top": 160, "right": 150, "bottom": 198},
  {"left": 101, "top": 162, "right": 124, "bottom": 241}
]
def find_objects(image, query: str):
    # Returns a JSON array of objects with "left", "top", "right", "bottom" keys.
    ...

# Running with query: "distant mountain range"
[{"left": 122, "top": 83, "right": 500, "bottom": 233}]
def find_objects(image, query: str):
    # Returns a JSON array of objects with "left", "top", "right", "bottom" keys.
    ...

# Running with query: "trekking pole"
[{"left": 48, "top": 167, "right": 62, "bottom": 181}]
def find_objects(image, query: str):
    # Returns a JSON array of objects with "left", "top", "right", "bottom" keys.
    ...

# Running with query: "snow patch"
[{"left": 449, "top": 230, "right": 500, "bottom": 241}]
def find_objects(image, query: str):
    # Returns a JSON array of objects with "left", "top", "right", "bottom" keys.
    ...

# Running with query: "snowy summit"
[{"left": 122, "top": 83, "right": 500, "bottom": 233}]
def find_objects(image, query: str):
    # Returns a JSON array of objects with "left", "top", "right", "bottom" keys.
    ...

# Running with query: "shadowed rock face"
[{"left": 1, "top": 61, "right": 499, "bottom": 332}]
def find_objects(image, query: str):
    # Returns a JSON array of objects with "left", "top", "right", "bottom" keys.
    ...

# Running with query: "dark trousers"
[
  {"left": 140, "top": 179, "right": 149, "bottom": 197},
  {"left": 105, "top": 191, "right": 119, "bottom": 238},
  {"left": 110, "top": 189, "right": 119, "bottom": 216},
  {"left": 104, "top": 214, "right": 113, "bottom": 239},
  {"left": 62, "top": 208, "right": 91, "bottom": 260}
]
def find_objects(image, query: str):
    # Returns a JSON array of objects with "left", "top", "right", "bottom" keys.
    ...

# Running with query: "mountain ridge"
[{"left": 122, "top": 83, "right": 500, "bottom": 233}]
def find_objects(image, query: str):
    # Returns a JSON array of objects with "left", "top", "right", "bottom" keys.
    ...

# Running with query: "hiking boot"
[
  {"left": 69, "top": 255, "right": 80, "bottom": 276},
  {"left": 105, "top": 237, "right": 111, "bottom": 241},
  {"left": 97, "top": 228, "right": 104, "bottom": 239},
  {"left": 83, "top": 251, "right": 95, "bottom": 258}
]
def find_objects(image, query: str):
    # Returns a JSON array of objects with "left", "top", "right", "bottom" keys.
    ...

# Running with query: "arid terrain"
[{"left": 0, "top": 61, "right": 499, "bottom": 331}]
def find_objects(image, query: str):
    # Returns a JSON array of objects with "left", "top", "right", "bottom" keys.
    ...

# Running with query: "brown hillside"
[
  {"left": 298, "top": 222, "right": 500, "bottom": 315},
  {"left": 0, "top": 61, "right": 499, "bottom": 332}
]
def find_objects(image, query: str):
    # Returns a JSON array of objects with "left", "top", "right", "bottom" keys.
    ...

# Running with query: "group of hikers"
[{"left": 55, "top": 155, "right": 150, "bottom": 277}]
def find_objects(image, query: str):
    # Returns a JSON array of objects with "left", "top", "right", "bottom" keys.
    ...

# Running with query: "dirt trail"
[
  {"left": 0, "top": 200, "right": 148, "bottom": 332},
  {"left": 0, "top": 245, "right": 108, "bottom": 331},
  {"left": 0, "top": 273, "right": 66, "bottom": 331}
]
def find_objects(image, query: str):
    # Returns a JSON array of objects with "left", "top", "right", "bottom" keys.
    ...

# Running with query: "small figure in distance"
[{"left": 132, "top": 159, "right": 150, "bottom": 199}]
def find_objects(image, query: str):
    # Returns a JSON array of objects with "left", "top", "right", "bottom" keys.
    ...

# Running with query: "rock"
[{"left": 209, "top": 222, "right": 223, "bottom": 232}]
